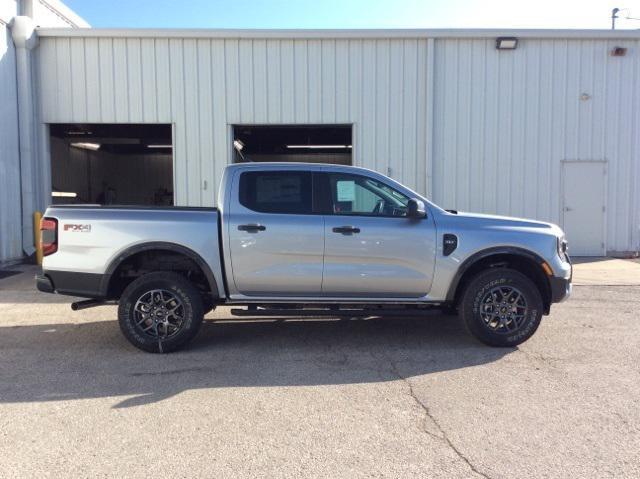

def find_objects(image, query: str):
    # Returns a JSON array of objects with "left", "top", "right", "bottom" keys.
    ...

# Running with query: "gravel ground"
[{"left": 0, "top": 267, "right": 639, "bottom": 478}]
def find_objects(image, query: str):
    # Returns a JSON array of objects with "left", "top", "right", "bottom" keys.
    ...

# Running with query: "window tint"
[
  {"left": 328, "top": 173, "right": 409, "bottom": 217},
  {"left": 239, "top": 171, "right": 312, "bottom": 214}
]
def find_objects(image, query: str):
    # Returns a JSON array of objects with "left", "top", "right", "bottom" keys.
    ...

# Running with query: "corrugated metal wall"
[
  {"left": 0, "top": 19, "right": 23, "bottom": 262},
  {"left": 33, "top": 32, "right": 640, "bottom": 254},
  {"left": 36, "top": 36, "right": 431, "bottom": 207},
  {"left": 432, "top": 38, "right": 640, "bottom": 253}
]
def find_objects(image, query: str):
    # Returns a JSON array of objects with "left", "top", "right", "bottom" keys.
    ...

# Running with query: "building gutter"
[
  {"left": 10, "top": 16, "right": 38, "bottom": 256},
  {"left": 35, "top": 27, "right": 640, "bottom": 40}
]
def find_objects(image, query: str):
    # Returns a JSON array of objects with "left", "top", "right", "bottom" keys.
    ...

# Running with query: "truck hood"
[{"left": 446, "top": 211, "right": 564, "bottom": 236}]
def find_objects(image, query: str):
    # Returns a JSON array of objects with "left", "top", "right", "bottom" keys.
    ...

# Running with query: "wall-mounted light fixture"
[
  {"left": 70, "top": 142, "right": 100, "bottom": 151},
  {"left": 611, "top": 46, "right": 627, "bottom": 56},
  {"left": 496, "top": 37, "right": 518, "bottom": 50}
]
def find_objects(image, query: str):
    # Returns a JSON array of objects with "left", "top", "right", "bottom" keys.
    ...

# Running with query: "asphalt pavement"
[{"left": 0, "top": 264, "right": 638, "bottom": 478}]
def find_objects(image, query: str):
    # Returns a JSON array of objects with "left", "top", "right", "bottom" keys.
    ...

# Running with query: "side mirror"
[{"left": 407, "top": 198, "right": 427, "bottom": 219}]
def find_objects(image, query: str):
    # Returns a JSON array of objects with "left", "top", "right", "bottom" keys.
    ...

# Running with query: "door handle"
[
  {"left": 238, "top": 224, "right": 266, "bottom": 232},
  {"left": 564, "top": 207, "right": 573, "bottom": 212},
  {"left": 332, "top": 226, "right": 360, "bottom": 234}
]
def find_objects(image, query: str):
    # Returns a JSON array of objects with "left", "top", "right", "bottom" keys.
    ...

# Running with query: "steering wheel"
[{"left": 372, "top": 199, "right": 385, "bottom": 215}]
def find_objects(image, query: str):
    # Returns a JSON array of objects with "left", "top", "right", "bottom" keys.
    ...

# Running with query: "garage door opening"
[
  {"left": 232, "top": 125, "right": 352, "bottom": 165},
  {"left": 49, "top": 124, "right": 173, "bottom": 206}
]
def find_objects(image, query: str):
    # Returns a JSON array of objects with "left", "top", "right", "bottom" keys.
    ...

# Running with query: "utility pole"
[{"left": 612, "top": 7, "right": 619, "bottom": 29}]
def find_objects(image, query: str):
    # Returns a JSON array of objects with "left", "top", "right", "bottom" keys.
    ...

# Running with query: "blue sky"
[{"left": 64, "top": 0, "right": 640, "bottom": 29}]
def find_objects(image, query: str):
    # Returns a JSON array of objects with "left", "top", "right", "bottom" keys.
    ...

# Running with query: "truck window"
[
  {"left": 327, "top": 173, "right": 409, "bottom": 217},
  {"left": 239, "top": 171, "right": 313, "bottom": 214}
]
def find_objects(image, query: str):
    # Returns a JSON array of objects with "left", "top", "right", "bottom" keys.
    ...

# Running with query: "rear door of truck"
[{"left": 226, "top": 166, "right": 324, "bottom": 297}]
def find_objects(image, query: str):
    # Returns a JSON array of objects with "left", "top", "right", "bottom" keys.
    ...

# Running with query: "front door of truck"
[
  {"left": 320, "top": 171, "right": 436, "bottom": 298},
  {"left": 227, "top": 169, "right": 324, "bottom": 297}
]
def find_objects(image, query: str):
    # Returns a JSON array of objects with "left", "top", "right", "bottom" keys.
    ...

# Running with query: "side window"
[
  {"left": 328, "top": 173, "right": 409, "bottom": 217},
  {"left": 239, "top": 171, "right": 312, "bottom": 214}
]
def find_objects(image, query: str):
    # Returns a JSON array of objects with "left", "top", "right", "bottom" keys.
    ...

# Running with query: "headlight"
[{"left": 557, "top": 236, "right": 568, "bottom": 257}]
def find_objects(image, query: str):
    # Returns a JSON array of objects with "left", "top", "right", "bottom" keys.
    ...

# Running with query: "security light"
[
  {"left": 496, "top": 37, "right": 518, "bottom": 50},
  {"left": 233, "top": 140, "right": 245, "bottom": 151}
]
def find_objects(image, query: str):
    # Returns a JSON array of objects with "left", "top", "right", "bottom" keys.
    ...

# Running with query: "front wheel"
[
  {"left": 118, "top": 272, "right": 204, "bottom": 353},
  {"left": 459, "top": 268, "right": 543, "bottom": 347}
]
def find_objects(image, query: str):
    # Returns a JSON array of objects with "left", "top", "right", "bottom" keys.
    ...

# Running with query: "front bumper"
[{"left": 550, "top": 276, "right": 572, "bottom": 303}]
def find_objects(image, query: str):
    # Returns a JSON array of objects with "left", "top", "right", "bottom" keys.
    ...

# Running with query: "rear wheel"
[
  {"left": 459, "top": 268, "right": 543, "bottom": 347},
  {"left": 118, "top": 272, "right": 204, "bottom": 353}
]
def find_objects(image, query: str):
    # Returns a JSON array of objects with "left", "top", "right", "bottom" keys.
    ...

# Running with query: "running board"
[{"left": 229, "top": 307, "right": 435, "bottom": 318}]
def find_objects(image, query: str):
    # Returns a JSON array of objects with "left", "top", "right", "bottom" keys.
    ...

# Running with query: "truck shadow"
[{"left": 0, "top": 314, "right": 512, "bottom": 408}]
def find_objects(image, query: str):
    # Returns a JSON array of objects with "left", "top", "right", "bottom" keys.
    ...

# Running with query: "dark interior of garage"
[
  {"left": 49, "top": 124, "right": 173, "bottom": 206},
  {"left": 232, "top": 125, "right": 352, "bottom": 164}
]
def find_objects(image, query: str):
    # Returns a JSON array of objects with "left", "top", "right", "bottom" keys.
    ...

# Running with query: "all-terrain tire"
[
  {"left": 118, "top": 272, "right": 204, "bottom": 353},
  {"left": 459, "top": 268, "right": 543, "bottom": 347}
]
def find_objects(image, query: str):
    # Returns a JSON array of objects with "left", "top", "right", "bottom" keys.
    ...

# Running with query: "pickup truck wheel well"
[
  {"left": 106, "top": 248, "right": 217, "bottom": 302},
  {"left": 451, "top": 253, "right": 552, "bottom": 314}
]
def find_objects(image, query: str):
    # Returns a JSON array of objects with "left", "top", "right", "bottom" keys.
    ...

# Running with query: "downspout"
[{"left": 10, "top": 16, "right": 38, "bottom": 256}]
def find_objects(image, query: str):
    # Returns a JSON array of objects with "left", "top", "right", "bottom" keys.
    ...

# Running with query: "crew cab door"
[
  {"left": 227, "top": 169, "right": 324, "bottom": 297},
  {"left": 320, "top": 171, "right": 436, "bottom": 298}
]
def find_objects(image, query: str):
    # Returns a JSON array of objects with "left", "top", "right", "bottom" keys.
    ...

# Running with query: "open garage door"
[
  {"left": 49, "top": 124, "right": 173, "bottom": 206},
  {"left": 232, "top": 125, "right": 352, "bottom": 165}
]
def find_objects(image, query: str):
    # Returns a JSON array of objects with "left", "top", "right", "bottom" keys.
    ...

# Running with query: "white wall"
[
  {"left": 0, "top": 5, "right": 23, "bottom": 262},
  {"left": 33, "top": 30, "right": 640, "bottom": 254},
  {"left": 432, "top": 38, "right": 640, "bottom": 253},
  {"left": 36, "top": 36, "right": 432, "bottom": 207}
]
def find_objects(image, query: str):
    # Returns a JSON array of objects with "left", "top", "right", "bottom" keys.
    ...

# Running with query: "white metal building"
[{"left": 2, "top": 1, "right": 640, "bottom": 262}]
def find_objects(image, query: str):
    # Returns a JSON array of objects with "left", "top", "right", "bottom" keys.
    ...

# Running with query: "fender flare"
[
  {"left": 100, "top": 241, "right": 220, "bottom": 298},
  {"left": 445, "top": 246, "right": 550, "bottom": 302}
]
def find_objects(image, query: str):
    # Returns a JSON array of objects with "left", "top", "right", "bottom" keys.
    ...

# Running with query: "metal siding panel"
[
  {"left": 97, "top": 38, "right": 115, "bottom": 121},
  {"left": 279, "top": 40, "right": 295, "bottom": 122},
  {"left": 252, "top": 39, "right": 268, "bottom": 123},
  {"left": 293, "top": 40, "right": 308, "bottom": 122},
  {"left": 266, "top": 40, "right": 282, "bottom": 122},
  {"left": 38, "top": 38, "right": 57, "bottom": 122},
  {"left": 197, "top": 39, "right": 214, "bottom": 206},
  {"left": 238, "top": 39, "right": 254, "bottom": 123},
  {"left": 224, "top": 39, "right": 240, "bottom": 123},
  {"left": 112, "top": 38, "right": 129, "bottom": 122},
  {"left": 374, "top": 40, "right": 389, "bottom": 175},
  {"left": 140, "top": 38, "right": 157, "bottom": 122},
  {"left": 55, "top": 38, "right": 72, "bottom": 120},
  {"left": 84, "top": 38, "right": 101, "bottom": 122},
  {"left": 320, "top": 40, "right": 336, "bottom": 122},
  {"left": 211, "top": 39, "right": 229, "bottom": 199},
  {"left": 69, "top": 38, "right": 86, "bottom": 121},
  {"left": 307, "top": 40, "right": 322, "bottom": 122},
  {"left": 183, "top": 39, "right": 200, "bottom": 205},
  {"left": 335, "top": 39, "right": 349, "bottom": 122},
  {"left": 154, "top": 38, "right": 171, "bottom": 121},
  {"left": 388, "top": 40, "right": 403, "bottom": 182},
  {"left": 126, "top": 38, "right": 143, "bottom": 121},
  {"left": 0, "top": 24, "right": 23, "bottom": 261},
  {"left": 169, "top": 38, "right": 187, "bottom": 205}
]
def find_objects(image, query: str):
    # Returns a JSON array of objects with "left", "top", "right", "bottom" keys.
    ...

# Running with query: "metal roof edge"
[{"left": 35, "top": 27, "right": 640, "bottom": 40}]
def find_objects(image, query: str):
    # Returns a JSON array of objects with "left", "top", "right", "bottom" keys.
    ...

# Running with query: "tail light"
[{"left": 40, "top": 217, "right": 58, "bottom": 256}]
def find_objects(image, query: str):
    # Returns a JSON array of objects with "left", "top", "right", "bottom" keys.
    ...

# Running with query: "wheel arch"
[
  {"left": 446, "top": 247, "right": 552, "bottom": 313},
  {"left": 100, "top": 242, "right": 220, "bottom": 300}
]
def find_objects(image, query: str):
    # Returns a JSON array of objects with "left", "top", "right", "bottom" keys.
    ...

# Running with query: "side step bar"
[{"left": 230, "top": 307, "right": 436, "bottom": 318}]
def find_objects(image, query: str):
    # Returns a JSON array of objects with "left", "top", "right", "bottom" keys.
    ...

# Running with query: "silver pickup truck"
[{"left": 36, "top": 163, "right": 571, "bottom": 353}]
